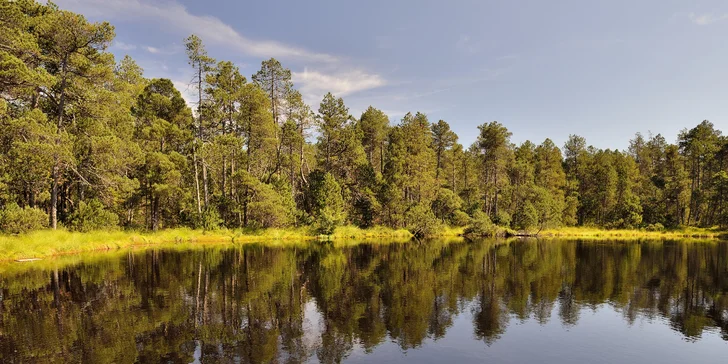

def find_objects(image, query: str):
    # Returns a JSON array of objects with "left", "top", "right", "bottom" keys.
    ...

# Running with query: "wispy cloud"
[
  {"left": 144, "top": 44, "right": 181, "bottom": 55},
  {"left": 292, "top": 69, "right": 386, "bottom": 105},
  {"left": 456, "top": 35, "right": 479, "bottom": 54},
  {"left": 145, "top": 46, "right": 161, "bottom": 54},
  {"left": 688, "top": 12, "right": 728, "bottom": 25},
  {"left": 55, "top": 0, "right": 337, "bottom": 62},
  {"left": 112, "top": 41, "right": 136, "bottom": 51}
]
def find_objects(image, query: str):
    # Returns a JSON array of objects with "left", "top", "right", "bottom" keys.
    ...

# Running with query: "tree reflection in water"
[{"left": 0, "top": 239, "right": 727, "bottom": 362}]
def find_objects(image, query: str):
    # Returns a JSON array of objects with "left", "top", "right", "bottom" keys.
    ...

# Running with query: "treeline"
[{"left": 1, "top": 0, "right": 727, "bottom": 235}]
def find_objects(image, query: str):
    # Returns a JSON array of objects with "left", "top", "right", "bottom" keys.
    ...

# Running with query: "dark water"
[{"left": 1, "top": 239, "right": 727, "bottom": 363}]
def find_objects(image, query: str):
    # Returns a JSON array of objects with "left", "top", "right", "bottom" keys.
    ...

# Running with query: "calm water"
[{"left": 1, "top": 239, "right": 727, "bottom": 363}]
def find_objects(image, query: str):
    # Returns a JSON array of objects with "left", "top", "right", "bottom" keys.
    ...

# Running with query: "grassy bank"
[
  {"left": 537, "top": 226, "right": 726, "bottom": 239},
  {"left": 0, "top": 226, "right": 422, "bottom": 262},
  {"left": 1, "top": 225, "right": 724, "bottom": 262}
]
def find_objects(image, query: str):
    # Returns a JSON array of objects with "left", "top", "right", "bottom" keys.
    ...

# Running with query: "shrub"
[
  {"left": 451, "top": 210, "right": 471, "bottom": 227},
  {"left": 645, "top": 223, "right": 665, "bottom": 232},
  {"left": 432, "top": 188, "right": 463, "bottom": 222},
  {"left": 316, "top": 206, "right": 345, "bottom": 235},
  {"left": 248, "top": 182, "right": 296, "bottom": 228},
  {"left": 492, "top": 210, "right": 511, "bottom": 227},
  {"left": 68, "top": 199, "right": 120, "bottom": 232},
  {"left": 512, "top": 201, "right": 538, "bottom": 231},
  {"left": 405, "top": 202, "right": 442, "bottom": 238},
  {"left": 464, "top": 210, "right": 497, "bottom": 237},
  {"left": 307, "top": 171, "right": 347, "bottom": 234},
  {"left": 193, "top": 207, "right": 221, "bottom": 231},
  {"left": 0, "top": 203, "right": 49, "bottom": 234}
]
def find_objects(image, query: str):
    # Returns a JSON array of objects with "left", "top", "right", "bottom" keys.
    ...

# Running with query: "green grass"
[
  {"left": 2, "top": 224, "right": 724, "bottom": 263},
  {"left": 0, "top": 225, "right": 463, "bottom": 262},
  {"left": 325, "top": 225, "right": 413, "bottom": 239},
  {"left": 539, "top": 226, "right": 726, "bottom": 239}
]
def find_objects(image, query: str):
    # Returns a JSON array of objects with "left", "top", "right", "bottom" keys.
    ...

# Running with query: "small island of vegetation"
[{"left": 1, "top": 0, "right": 728, "bottom": 261}]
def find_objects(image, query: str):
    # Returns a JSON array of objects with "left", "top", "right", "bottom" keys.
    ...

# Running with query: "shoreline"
[
  {"left": 535, "top": 226, "right": 726, "bottom": 239},
  {"left": 0, "top": 226, "right": 430, "bottom": 263},
  {"left": 0, "top": 226, "right": 724, "bottom": 263}
]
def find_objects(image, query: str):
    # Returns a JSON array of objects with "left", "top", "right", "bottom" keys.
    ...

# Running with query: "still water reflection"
[{"left": 1, "top": 239, "right": 727, "bottom": 363}]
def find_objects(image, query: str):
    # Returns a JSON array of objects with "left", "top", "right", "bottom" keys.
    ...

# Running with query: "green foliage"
[
  {"left": 193, "top": 207, "right": 222, "bottom": 231},
  {"left": 404, "top": 202, "right": 442, "bottom": 238},
  {"left": 307, "top": 171, "right": 346, "bottom": 234},
  {"left": 0, "top": 203, "right": 48, "bottom": 234},
  {"left": 248, "top": 181, "right": 296, "bottom": 228},
  {"left": 431, "top": 188, "right": 463, "bottom": 223},
  {"left": 492, "top": 210, "right": 511, "bottom": 227},
  {"left": 67, "top": 199, "right": 119, "bottom": 232},
  {"left": 464, "top": 210, "right": 496, "bottom": 237},
  {"left": 0, "top": 0, "right": 726, "bottom": 237},
  {"left": 513, "top": 201, "right": 539, "bottom": 231},
  {"left": 451, "top": 210, "right": 471, "bottom": 227}
]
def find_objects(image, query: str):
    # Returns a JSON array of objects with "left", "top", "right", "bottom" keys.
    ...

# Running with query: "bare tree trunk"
[
  {"left": 203, "top": 163, "right": 209, "bottom": 208},
  {"left": 299, "top": 124, "right": 308, "bottom": 186},
  {"left": 193, "top": 147, "right": 202, "bottom": 214},
  {"left": 50, "top": 57, "right": 69, "bottom": 230},
  {"left": 50, "top": 165, "right": 59, "bottom": 229},
  {"left": 380, "top": 141, "right": 385, "bottom": 175}
]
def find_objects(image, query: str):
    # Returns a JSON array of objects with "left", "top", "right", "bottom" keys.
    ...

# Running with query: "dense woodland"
[{"left": 2, "top": 0, "right": 728, "bottom": 235}]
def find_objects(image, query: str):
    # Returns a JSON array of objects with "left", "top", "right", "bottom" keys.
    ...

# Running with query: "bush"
[
  {"left": 0, "top": 203, "right": 49, "bottom": 234},
  {"left": 316, "top": 206, "right": 345, "bottom": 235},
  {"left": 492, "top": 210, "right": 511, "bottom": 227},
  {"left": 307, "top": 171, "right": 347, "bottom": 234},
  {"left": 512, "top": 201, "right": 538, "bottom": 231},
  {"left": 451, "top": 210, "right": 471, "bottom": 227},
  {"left": 464, "top": 210, "right": 497, "bottom": 237},
  {"left": 404, "top": 202, "right": 442, "bottom": 238},
  {"left": 248, "top": 182, "right": 296, "bottom": 228},
  {"left": 193, "top": 207, "right": 222, "bottom": 231},
  {"left": 68, "top": 199, "right": 120, "bottom": 232},
  {"left": 645, "top": 223, "right": 665, "bottom": 232},
  {"left": 432, "top": 188, "right": 463, "bottom": 222}
]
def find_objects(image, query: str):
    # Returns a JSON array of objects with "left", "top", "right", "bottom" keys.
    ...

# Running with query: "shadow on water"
[{"left": 0, "top": 238, "right": 727, "bottom": 362}]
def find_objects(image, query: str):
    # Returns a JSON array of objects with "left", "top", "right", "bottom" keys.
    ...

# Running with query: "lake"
[{"left": 1, "top": 239, "right": 727, "bottom": 363}]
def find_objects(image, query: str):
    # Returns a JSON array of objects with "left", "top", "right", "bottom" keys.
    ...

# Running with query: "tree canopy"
[{"left": 2, "top": 0, "right": 728, "bottom": 234}]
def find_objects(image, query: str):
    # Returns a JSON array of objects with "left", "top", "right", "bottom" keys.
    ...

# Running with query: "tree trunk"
[
  {"left": 197, "top": 62, "right": 209, "bottom": 209},
  {"left": 380, "top": 141, "right": 385, "bottom": 175},
  {"left": 50, "top": 164, "right": 59, "bottom": 229},
  {"left": 193, "top": 147, "right": 202, "bottom": 214},
  {"left": 50, "top": 56, "right": 69, "bottom": 229}
]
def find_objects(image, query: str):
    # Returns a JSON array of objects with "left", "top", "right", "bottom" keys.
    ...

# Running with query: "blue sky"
[{"left": 56, "top": 0, "right": 728, "bottom": 150}]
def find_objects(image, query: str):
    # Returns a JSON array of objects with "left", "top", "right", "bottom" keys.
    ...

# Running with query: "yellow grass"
[
  {"left": 0, "top": 225, "right": 464, "bottom": 262},
  {"left": 538, "top": 226, "right": 726, "bottom": 239},
  {"left": 2, "top": 224, "right": 723, "bottom": 263}
]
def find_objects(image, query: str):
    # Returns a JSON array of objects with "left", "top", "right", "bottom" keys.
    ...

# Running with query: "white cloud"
[
  {"left": 112, "top": 41, "right": 136, "bottom": 51},
  {"left": 688, "top": 12, "right": 728, "bottom": 25},
  {"left": 292, "top": 69, "right": 386, "bottom": 105},
  {"left": 143, "top": 45, "right": 181, "bottom": 55},
  {"left": 57, "top": 0, "right": 387, "bottom": 109},
  {"left": 54, "top": 0, "right": 337, "bottom": 62},
  {"left": 172, "top": 80, "right": 196, "bottom": 108},
  {"left": 456, "top": 35, "right": 479, "bottom": 54}
]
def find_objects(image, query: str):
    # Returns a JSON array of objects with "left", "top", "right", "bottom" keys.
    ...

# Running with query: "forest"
[{"left": 2, "top": 0, "right": 728, "bottom": 237}]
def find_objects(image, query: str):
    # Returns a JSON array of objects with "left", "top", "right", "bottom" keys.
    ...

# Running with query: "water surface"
[{"left": 1, "top": 239, "right": 727, "bottom": 363}]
